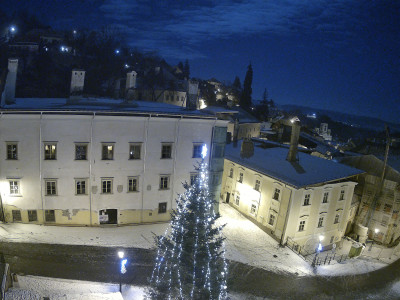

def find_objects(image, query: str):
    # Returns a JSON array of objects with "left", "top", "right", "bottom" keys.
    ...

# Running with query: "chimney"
[
  {"left": 286, "top": 118, "right": 301, "bottom": 162},
  {"left": 240, "top": 138, "right": 254, "bottom": 159},
  {"left": 70, "top": 69, "right": 85, "bottom": 98},
  {"left": 186, "top": 79, "right": 199, "bottom": 109},
  {"left": 126, "top": 71, "right": 137, "bottom": 90},
  {"left": 3, "top": 58, "right": 18, "bottom": 105}
]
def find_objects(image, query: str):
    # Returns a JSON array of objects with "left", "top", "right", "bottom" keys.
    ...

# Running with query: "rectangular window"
[
  {"left": 45, "top": 210, "right": 55, "bottom": 222},
  {"left": 28, "top": 210, "right": 37, "bottom": 222},
  {"left": 192, "top": 144, "right": 203, "bottom": 158},
  {"left": 9, "top": 180, "right": 20, "bottom": 195},
  {"left": 75, "top": 179, "right": 87, "bottom": 195},
  {"left": 102, "top": 144, "right": 114, "bottom": 160},
  {"left": 161, "top": 144, "right": 172, "bottom": 159},
  {"left": 318, "top": 217, "right": 324, "bottom": 228},
  {"left": 250, "top": 204, "right": 257, "bottom": 215},
  {"left": 323, "top": 192, "right": 329, "bottom": 203},
  {"left": 44, "top": 143, "right": 57, "bottom": 160},
  {"left": 129, "top": 144, "right": 141, "bottom": 160},
  {"left": 334, "top": 214, "right": 340, "bottom": 224},
  {"left": 101, "top": 178, "right": 113, "bottom": 194},
  {"left": 128, "top": 177, "right": 138, "bottom": 192},
  {"left": 299, "top": 220, "right": 306, "bottom": 231},
  {"left": 190, "top": 173, "right": 198, "bottom": 186},
  {"left": 45, "top": 180, "right": 57, "bottom": 195},
  {"left": 211, "top": 173, "right": 220, "bottom": 185},
  {"left": 304, "top": 194, "right": 310, "bottom": 206},
  {"left": 160, "top": 175, "right": 170, "bottom": 190},
  {"left": 235, "top": 195, "right": 240, "bottom": 206},
  {"left": 238, "top": 172, "right": 243, "bottom": 183},
  {"left": 229, "top": 168, "right": 233, "bottom": 178},
  {"left": 7, "top": 143, "right": 18, "bottom": 160},
  {"left": 269, "top": 214, "right": 275, "bottom": 226},
  {"left": 339, "top": 190, "right": 345, "bottom": 201},
  {"left": 273, "top": 188, "right": 280, "bottom": 201},
  {"left": 213, "top": 143, "right": 224, "bottom": 158},
  {"left": 384, "top": 203, "right": 392, "bottom": 214},
  {"left": 75, "top": 144, "right": 88, "bottom": 160},
  {"left": 254, "top": 179, "right": 261, "bottom": 191},
  {"left": 12, "top": 210, "right": 22, "bottom": 222},
  {"left": 158, "top": 202, "right": 167, "bottom": 214}
]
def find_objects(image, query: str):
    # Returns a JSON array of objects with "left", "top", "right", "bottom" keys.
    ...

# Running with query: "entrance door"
[
  {"left": 226, "top": 192, "right": 230, "bottom": 203},
  {"left": 99, "top": 209, "right": 118, "bottom": 224}
]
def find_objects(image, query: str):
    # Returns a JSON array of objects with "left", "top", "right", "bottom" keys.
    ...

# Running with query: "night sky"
[{"left": 3, "top": 0, "right": 400, "bottom": 123}]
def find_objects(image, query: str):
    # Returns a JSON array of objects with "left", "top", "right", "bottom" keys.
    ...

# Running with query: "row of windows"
[
  {"left": 165, "top": 94, "right": 185, "bottom": 102},
  {"left": 298, "top": 214, "right": 341, "bottom": 232},
  {"left": 5, "top": 143, "right": 206, "bottom": 161}
]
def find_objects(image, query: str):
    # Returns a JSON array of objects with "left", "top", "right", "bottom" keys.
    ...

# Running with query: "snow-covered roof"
[
  {"left": 1, "top": 97, "right": 215, "bottom": 119},
  {"left": 201, "top": 106, "right": 238, "bottom": 114},
  {"left": 225, "top": 141, "right": 364, "bottom": 189}
]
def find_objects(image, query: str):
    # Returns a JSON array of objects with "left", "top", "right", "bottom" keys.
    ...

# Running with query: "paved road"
[{"left": 0, "top": 242, "right": 398, "bottom": 299}]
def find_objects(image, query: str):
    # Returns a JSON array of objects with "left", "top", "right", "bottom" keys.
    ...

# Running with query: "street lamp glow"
[
  {"left": 319, "top": 235, "right": 324, "bottom": 242},
  {"left": 375, "top": 228, "right": 379, "bottom": 234},
  {"left": 118, "top": 251, "right": 124, "bottom": 259},
  {"left": 201, "top": 144, "right": 208, "bottom": 159},
  {"left": 73, "top": 30, "right": 77, "bottom": 34},
  {"left": 10, "top": 26, "right": 16, "bottom": 32},
  {"left": 115, "top": 49, "right": 120, "bottom": 54}
]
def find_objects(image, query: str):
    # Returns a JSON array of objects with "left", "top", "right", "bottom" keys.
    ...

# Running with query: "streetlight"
[
  {"left": 117, "top": 251, "right": 127, "bottom": 293},
  {"left": 115, "top": 49, "right": 120, "bottom": 55}
]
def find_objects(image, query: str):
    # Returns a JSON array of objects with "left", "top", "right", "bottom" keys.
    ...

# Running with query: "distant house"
[
  {"left": 315, "top": 123, "right": 332, "bottom": 141},
  {"left": 221, "top": 133, "right": 363, "bottom": 254}
]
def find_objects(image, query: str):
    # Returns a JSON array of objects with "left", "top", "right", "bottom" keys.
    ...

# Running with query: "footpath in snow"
[{"left": 0, "top": 202, "right": 396, "bottom": 277}]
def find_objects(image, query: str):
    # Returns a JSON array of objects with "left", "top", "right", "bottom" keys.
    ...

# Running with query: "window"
[
  {"left": 160, "top": 175, "right": 170, "bottom": 190},
  {"left": 45, "top": 210, "right": 55, "bottom": 222},
  {"left": 250, "top": 204, "right": 257, "bottom": 215},
  {"left": 339, "top": 190, "right": 345, "bottom": 201},
  {"left": 190, "top": 173, "right": 198, "bottom": 186},
  {"left": 213, "top": 143, "right": 224, "bottom": 158},
  {"left": 9, "top": 180, "right": 20, "bottom": 195},
  {"left": 12, "top": 210, "right": 22, "bottom": 222},
  {"left": 322, "top": 192, "right": 329, "bottom": 203},
  {"left": 384, "top": 203, "right": 393, "bottom": 214},
  {"left": 129, "top": 144, "right": 141, "bottom": 160},
  {"left": 158, "top": 202, "right": 167, "bottom": 214},
  {"left": 211, "top": 173, "right": 220, "bottom": 185},
  {"left": 44, "top": 143, "right": 57, "bottom": 160},
  {"left": 75, "top": 179, "right": 87, "bottom": 195},
  {"left": 269, "top": 214, "right": 275, "bottom": 226},
  {"left": 75, "top": 144, "right": 87, "bottom": 160},
  {"left": 229, "top": 168, "right": 233, "bottom": 178},
  {"left": 238, "top": 172, "right": 243, "bottom": 183},
  {"left": 330, "top": 236, "right": 334, "bottom": 244},
  {"left": 273, "top": 188, "right": 281, "bottom": 201},
  {"left": 102, "top": 144, "right": 114, "bottom": 160},
  {"left": 128, "top": 177, "right": 138, "bottom": 192},
  {"left": 101, "top": 178, "right": 113, "bottom": 194},
  {"left": 7, "top": 143, "right": 18, "bottom": 160},
  {"left": 235, "top": 195, "right": 240, "bottom": 206},
  {"left": 45, "top": 180, "right": 57, "bottom": 195},
  {"left": 161, "top": 144, "right": 172, "bottom": 159},
  {"left": 304, "top": 194, "right": 310, "bottom": 206},
  {"left": 299, "top": 220, "right": 306, "bottom": 231},
  {"left": 28, "top": 210, "right": 37, "bottom": 222},
  {"left": 318, "top": 217, "right": 324, "bottom": 228},
  {"left": 192, "top": 144, "right": 203, "bottom": 158},
  {"left": 254, "top": 179, "right": 261, "bottom": 191},
  {"left": 334, "top": 214, "right": 340, "bottom": 224}
]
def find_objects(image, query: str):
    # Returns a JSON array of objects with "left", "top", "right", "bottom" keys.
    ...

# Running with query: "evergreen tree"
[
  {"left": 232, "top": 76, "right": 241, "bottom": 91},
  {"left": 262, "top": 88, "right": 268, "bottom": 103},
  {"left": 149, "top": 145, "right": 228, "bottom": 300},
  {"left": 183, "top": 59, "right": 190, "bottom": 79},
  {"left": 240, "top": 64, "right": 253, "bottom": 110}
]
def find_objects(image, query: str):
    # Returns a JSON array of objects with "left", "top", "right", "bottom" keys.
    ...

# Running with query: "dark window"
[
  {"left": 7, "top": 144, "right": 18, "bottom": 160},
  {"left": 304, "top": 194, "right": 310, "bottom": 206},
  {"left": 190, "top": 173, "right": 198, "bottom": 186},
  {"left": 102, "top": 179, "right": 112, "bottom": 193},
  {"left": 318, "top": 217, "right": 324, "bottom": 228},
  {"left": 161, "top": 144, "right": 172, "bottom": 159},
  {"left": 269, "top": 214, "right": 275, "bottom": 226},
  {"left": 45, "top": 210, "right": 55, "bottom": 222},
  {"left": 192, "top": 144, "right": 203, "bottom": 158},
  {"left": 213, "top": 144, "right": 224, "bottom": 158},
  {"left": 299, "top": 220, "right": 305, "bottom": 231},
  {"left": 160, "top": 176, "right": 170, "bottom": 190},
  {"left": 44, "top": 143, "right": 57, "bottom": 160},
  {"left": 254, "top": 179, "right": 261, "bottom": 191},
  {"left": 28, "top": 210, "right": 37, "bottom": 222},
  {"left": 323, "top": 192, "right": 329, "bottom": 203},
  {"left": 45, "top": 180, "right": 57, "bottom": 195},
  {"left": 229, "top": 168, "right": 233, "bottom": 178},
  {"left": 235, "top": 195, "right": 240, "bottom": 206},
  {"left": 238, "top": 172, "right": 243, "bottom": 183},
  {"left": 75, "top": 145, "right": 87, "bottom": 160},
  {"left": 339, "top": 190, "right": 345, "bottom": 201},
  {"left": 158, "top": 202, "right": 167, "bottom": 214},
  {"left": 76, "top": 180, "right": 86, "bottom": 195},
  {"left": 273, "top": 188, "right": 280, "bottom": 201},
  {"left": 12, "top": 210, "right": 21, "bottom": 222},
  {"left": 334, "top": 214, "right": 340, "bottom": 224},
  {"left": 128, "top": 177, "right": 138, "bottom": 192},
  {"left": 102, "top": 144, "right": 114, "bottom": 160},
  {"left": 129, "top": 144, "right": 141, "bottom": 160},
  {"left": 9, "top": 181, "right": 19, "bottom": 195}
]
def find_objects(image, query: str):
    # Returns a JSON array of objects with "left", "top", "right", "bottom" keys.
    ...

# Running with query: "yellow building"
[{"left": 221, "top": 139, "right": 363, "bottom": 254}]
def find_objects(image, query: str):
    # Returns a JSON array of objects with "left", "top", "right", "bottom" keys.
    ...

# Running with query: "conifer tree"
[
  {"left": 240, "top": 64, "right": 253, "bottom": 110},
  {"left": 149, "top": 145, "right": 228, "bottom": 300}
]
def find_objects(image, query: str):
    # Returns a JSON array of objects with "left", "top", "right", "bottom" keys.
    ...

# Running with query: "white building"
[{"left": 315, "top": 123, "right": 332, "bottom": 141}]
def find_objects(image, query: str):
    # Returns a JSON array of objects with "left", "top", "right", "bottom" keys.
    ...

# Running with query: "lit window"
[
  {"left": 192, "top": 144, "right": 204, "bottom": 158},
  {"left": 9, "top": 180, "right": 20, "bottom": 195},
  {"left": 190, "top": 173, "right": 198, "bottom": 186},
  {"left": 238, "top": 172, "right": 243, "bottom": 183},
  {"left": 102, "top": 144, "right": 114, "bottom": 160},
  {"left": 6, "top": 143, "right": 18, "bottom": 160},
  {"left": 235, "top": 195, "right": 240, "bottom": 206},
  {"left": 254, "top": 179, "right": 261, "bottom": 191},
  {"left": 75, "top": 144, "right": 88, "bottom": 160},
  {"left": 45, "top": 180, "right": 57, "bottom": 195},
  {"left": 269, "top": 214, "right": 275, "bottom": 226},
  {"left": 299, "top": 220, "right": 306, "bottom": 231},
  {"left": 339, "top": 190, "right": 345, "bottom": 201},
  {"left": 160, "top": 175, "right": 170, "bottom": 190},
  {"left": 44, "top": 143, "right": 57, "bottom": 160},
  {"left": 158, "top": 202, "right": 167, "bottom": 214},
  {"left": 322, "top": 192, "right": 329, "bottom": 203},
  {"left": 273, "top": 188, "right": 280, "bottom": 201},
  {"left": 318, "top": 217, "right": 324, "bottom": 228},
  {"left": 304, "top": 194, "right": 310, "bottom": 206},
  {"left": 334, "top": 214, "right": 340, "bottom": 224},
  {"left": 128, "top": 177, "right": 138, "bottom": 192},
  {"left": 101, "top": 178, "right": 113, "bottom": 194},
  {"left": 75, "top": 179, "right": 87, "bottom": 195},
  {"left": 229, "top": 168, "right": 233, "bottom": 178},
  {"left": 161, "top": 144, "right": 172, "bottom": 159},
  {"left": 129, "top": 144, "right": 141, "bottom": 160}
]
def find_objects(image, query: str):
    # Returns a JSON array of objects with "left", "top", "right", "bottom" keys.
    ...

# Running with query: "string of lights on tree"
[{"left": 149, "top": 145, "right": 228, "bottom": 299}]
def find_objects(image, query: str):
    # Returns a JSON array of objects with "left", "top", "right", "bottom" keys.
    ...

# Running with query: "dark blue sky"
[{"left": 3, "top": 0, "right": 400, "bottom": 123}]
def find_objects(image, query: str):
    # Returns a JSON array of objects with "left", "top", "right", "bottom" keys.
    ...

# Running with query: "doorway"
[
  {"left": 99, "top": 209, "right": 118, "bottom": 224},
  {"left": 226, "top": 192, "right": 230, "bottom": 203}
]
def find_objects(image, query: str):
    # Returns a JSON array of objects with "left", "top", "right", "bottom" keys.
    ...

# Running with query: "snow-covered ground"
[{"left": 0, "top": 202, "right": 396, "bottom": 278}]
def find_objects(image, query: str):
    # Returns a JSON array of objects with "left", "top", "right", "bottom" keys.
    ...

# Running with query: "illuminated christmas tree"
[{"left": 149, "top": 145, "right": 228, "bottom": 300}]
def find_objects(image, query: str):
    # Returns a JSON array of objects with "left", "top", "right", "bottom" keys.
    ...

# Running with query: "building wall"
[
  {"left": 221, "top": 159, "right": 357, "bottom": 252},
  {"left": 137, "top": 90, "right": 187, "bottom": 107},
  {"left": 0, "top": 113, "right": 226, "bottom": 226},
  {"left": 226, "top": 122, "right": 260, "bottom": 141}
]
